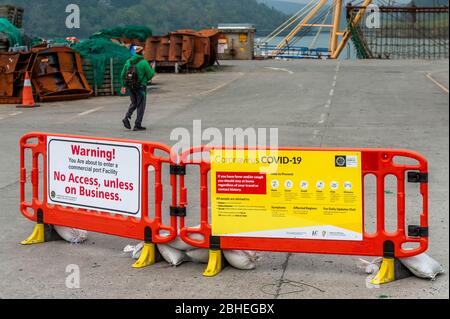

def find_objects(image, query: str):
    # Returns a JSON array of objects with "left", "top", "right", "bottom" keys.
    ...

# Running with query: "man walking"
[{"left": 121, "top": 46, "right": 155, "bottom": 131}]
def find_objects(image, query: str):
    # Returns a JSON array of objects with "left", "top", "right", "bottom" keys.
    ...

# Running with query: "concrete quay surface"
[{"left": 0, "top": 59, "right": 448, "bottom": 299}]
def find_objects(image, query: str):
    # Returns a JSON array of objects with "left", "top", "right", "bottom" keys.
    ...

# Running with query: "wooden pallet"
[
  {"left": 82, "top": 58, "right": 125, "bottom": 96},
  {"left": 0, "top": 39, "right": 8, "bottom": 53},
  {"left": 0, "top": 5, "right": 24, "bottom": 28}
]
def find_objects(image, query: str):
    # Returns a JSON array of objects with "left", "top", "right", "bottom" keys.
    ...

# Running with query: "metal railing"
[{"left": 255, "top": 42, "right": 330, "bottom": 59}]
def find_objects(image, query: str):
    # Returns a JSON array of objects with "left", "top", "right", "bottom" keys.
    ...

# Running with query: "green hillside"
[{"left": 0, "top": 0, "right": 288, "bottom": 38}]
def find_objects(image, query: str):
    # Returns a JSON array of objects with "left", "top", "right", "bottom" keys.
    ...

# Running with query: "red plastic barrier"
[
  {"left": 20, "top": 132, "right": 179, "bottom": 244},
  {"left": 179, "top": 146, "right": 429, "bottom": 258}
]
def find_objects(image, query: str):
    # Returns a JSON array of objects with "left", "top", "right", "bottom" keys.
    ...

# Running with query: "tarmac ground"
[{"left": 0, "top": 59, "right": 448, "bottom": 299}]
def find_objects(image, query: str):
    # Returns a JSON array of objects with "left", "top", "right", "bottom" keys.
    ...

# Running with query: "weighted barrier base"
[
  {"left": 21, "top": 224, "right": 45, "bottom": 245},
  {"left": 371, "top": 257, "right": 412, "bottom": 285},
  {"left": 203, "top": 250, "right": 223, "bottom": 277},
  {"left": 21, "top": 223, "right": 63, "bottom": 245},
  {"left": 132, "top": 243, "right": 156, "bottom": 269}
]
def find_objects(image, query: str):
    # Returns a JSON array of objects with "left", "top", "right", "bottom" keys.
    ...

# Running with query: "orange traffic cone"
[{"left": 16, "top": 72, "right": 40, "bottom": 108}]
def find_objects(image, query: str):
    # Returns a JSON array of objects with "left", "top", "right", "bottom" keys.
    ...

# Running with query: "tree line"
[{"left": 0, "top": 0, "right": 288, "bottom": 38}]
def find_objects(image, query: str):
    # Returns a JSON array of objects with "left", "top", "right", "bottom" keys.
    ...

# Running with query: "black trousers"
[{"left": 125, "top": 86, "right": 147, "bottom": 127}]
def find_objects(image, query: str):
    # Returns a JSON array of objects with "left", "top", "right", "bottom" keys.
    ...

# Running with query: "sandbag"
[
  {"left": 400, "top": 253, "right": 444, "bottom": 280},
  {"left": 186, "top": 248, "right": 210, "bottom": 264},
  {"left": 54, "top": 226, "right": 88, "bottom": 244},
  {"left": 167, "top": 231, "right": 205, "bottom": 251},
  {"left": 166, "top": 236, "right": 196, "bottom": 251},
  {"left": 157, "top": 230, "right": 192, "bottom": 251},
  {"left": 157, "top": 244, "right": 187, "bottom": 266},
  {"left": 160, "top": 228, "right": 204, "bottom": 251},
  {"left": 223, "top": 250, "right": 261, "bottom": 270},
  {"left": 357, "top": 257, "right": 383, "bottom": 274},
  {"left": 123, "top": 242, "right": 144, "bottom": 260}
]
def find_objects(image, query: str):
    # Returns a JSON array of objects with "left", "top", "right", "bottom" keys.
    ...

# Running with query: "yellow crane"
[{"left": 269, "top": 0, "right": 374, "bottom": 59}]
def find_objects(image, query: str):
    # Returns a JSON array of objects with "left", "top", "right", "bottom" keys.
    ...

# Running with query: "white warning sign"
[{"left": 47, "top": 136, "right": 142, "bottom": 217}]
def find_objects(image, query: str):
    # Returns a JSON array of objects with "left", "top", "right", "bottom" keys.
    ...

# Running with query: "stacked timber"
[
  {"left": 0, "top": 33, "right": 8, "bottom": 52},
  {"left": 82, "top": 58, "right": 124, "bottom": 96},
  {"left": 0, "top": 5, "right": 24, "bottom": 28}
]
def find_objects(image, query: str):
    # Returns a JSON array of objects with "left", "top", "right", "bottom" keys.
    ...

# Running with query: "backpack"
[{"left": 124, "top": 60, "right": 140, "bottom": 90}]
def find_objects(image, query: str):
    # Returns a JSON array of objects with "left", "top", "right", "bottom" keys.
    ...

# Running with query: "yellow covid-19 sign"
[{"left": 211, "top": 149, "right": 363, "bottom": 241}]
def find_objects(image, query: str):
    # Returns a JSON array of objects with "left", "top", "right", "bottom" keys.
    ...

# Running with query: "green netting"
[
  {"left": 349, "top": 23, "right": 372, "bottom": 59},
  {"left": 0, "top": 17, "right": 22, "bottom": 47},
  {"left": 29, "top": 37, "right": 43, "bottom": 48},
  {"left": 90, "top": 25, "right": 153, "bottom": 42},
  {"left": 49, "top": 38, "right": 72, "bottom": 45},
  {"left": 72, "top": 38, "right": 131, "bottom": 87}
]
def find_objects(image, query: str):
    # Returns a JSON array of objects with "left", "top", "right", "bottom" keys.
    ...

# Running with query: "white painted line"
[
  {"left": 426, "top": 72, "right": 449, "bottom": 94},
  {"left": 318, "top": 113, "right": 326, "bottom": 124},
  {"left": 313, "top": 129, "right": 320, "bottom": 138},
  {"left": 77, "top": 106, "right": 104, "bottom": 117},
  {"left": 314, "top": 62, "right": 340, "bottom": 143},
  {"left": 60, "top": 106, "right": 104, "bottom": 124},
  {"left": 199, "top": 72, "right": 245, "bottom": 96},
  {"left": 0, "top": 111, "right": 22, "bottom": 121},
  {"left": 265, "top": 67, "right": 294, "bottom": 75}
]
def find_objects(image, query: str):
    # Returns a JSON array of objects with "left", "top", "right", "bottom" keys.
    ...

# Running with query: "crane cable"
[
  {"left": 289, "top": 0, "right": 336, "bottom": 48},
  {"left": 262, "top": 0, "right": 317, "bottom": 43},
  {"left": 309, "top": 5, "right": 333, "bottom": 49},
  {"left": 262, "top": 0, "right": 318, "bottom": 44}
]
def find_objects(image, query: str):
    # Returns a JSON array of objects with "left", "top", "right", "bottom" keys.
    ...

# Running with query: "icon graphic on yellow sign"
[{"left": 210, "top": 149, "right": 363, "bottom": 241}]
